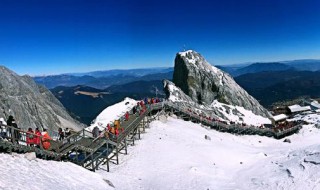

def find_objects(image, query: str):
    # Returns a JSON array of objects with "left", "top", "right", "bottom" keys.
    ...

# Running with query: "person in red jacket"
[
  {"left": 26, "top": 128, "right": 35, "bottom": 146},
  {"left": 125, "top": 111, "right": 129, "bottom": 121},
  {"left": 34, "top": 128, "right": 41, "bottom": 148},
  {"left": 107, "top": 123, "right": 111, "bottom": 131},
  {"left": 41, "top": 129, "right": 52, "bottom": 150},
  {"left": 115, "top": 127, "right": 119, "bottom": 136}
]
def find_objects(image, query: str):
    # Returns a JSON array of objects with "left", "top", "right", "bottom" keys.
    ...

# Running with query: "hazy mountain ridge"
[
  {"left": 51, "top": 80, "right": 165, "bottom": 124},
  {"left": 217, "top": 59, "right": 320, "bottom": 77},
  {"left": 34, "top": 68, "right": 173, "bottom": 89},
  {"left": 66, "top": 67, "right": 173, "bottom": 77},
  {"left": 235, "top": 70, "right": 320, "bottom": 107}
]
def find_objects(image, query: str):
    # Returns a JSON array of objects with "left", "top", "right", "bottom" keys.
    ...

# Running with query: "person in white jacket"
[{"left": 0, "top": 118, "right": 7, "bottom": 139}]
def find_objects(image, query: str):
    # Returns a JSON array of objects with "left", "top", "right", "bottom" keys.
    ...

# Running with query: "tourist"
[
  {"left": 92, "top": 126, "right": 100, "bottom": 138},
  {"left": 7, "top": 115, "right": 20, "bottom": 143},
  {"left": 125, "top": 111, "right": 129, "bottom": 121},
  {"left": 58, "top": 128, "right": 65, "bottom": 141},
  {"left": 41, "top": 129, "right": 52, "bottom": 150},
  {"left": 34, "top": 128, "right": 41, "bottom": 148},
  {"left": 26, "top": 128, "right": 35, "bottom": 146},
  {"left": 0, "top": 118, "right": 7, "bottom": 139}
]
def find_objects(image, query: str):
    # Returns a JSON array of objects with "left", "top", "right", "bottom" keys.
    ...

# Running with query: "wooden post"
[
  {"left": 116, "top": 144, "right": 119, "bottom": 165},
  {"left": 124, "top": 139, "right": 127, "bottom": 155},
  {"left": 106, "top": 143, "right": 110, "bottom": 172},
  {"left": 91, "top": 153, "right": 95, "bottom": 172},
  {"left": 12, "top": 127, "right": 15, "bottom": 144},
  {"left": 83, "top": 152, "right": 87, "bottom": 167},
  {"left": 138, "top": 125, "right": 141, "bottom": 139},
  {"left": 143, "top": 120, "right": 145, "bottom": 132},
  {"left": 107, "top": 158, "right": 110, "bottom": 172},
  {"left": 76, "top": 148, "right": 79, "bottom": 163}
]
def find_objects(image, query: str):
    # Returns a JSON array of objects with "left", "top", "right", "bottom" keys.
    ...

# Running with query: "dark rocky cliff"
[
  {"left": 0, "top": 66, "right": 84, "bottom": 131},
  {"left": 172, "top": 50, "right": 270, "bottom": 117}
]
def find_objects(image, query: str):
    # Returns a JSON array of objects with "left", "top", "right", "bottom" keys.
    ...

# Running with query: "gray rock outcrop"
[
  {"left": 0, "top": 66, "right": 84, "bottom": 131},
  {"left": 172, "top": 50, "right": 270, "bottom": 117}
]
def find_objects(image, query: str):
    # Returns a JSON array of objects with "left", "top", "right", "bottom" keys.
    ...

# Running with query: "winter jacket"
[
  {"left": 26, "top": 130, "right": 35, "bottom": 145},
  {"left": 41, "top": 132, "right": 52, "bottom": 150},
  {"left": 92, "top": 126, "right": 100, "bottom": 138},
  {"left": 114, "top": 120, "right": 120, "bottom": 129},
  {"left": 34, "top": 130, "right": 41, "bottom": 145}
]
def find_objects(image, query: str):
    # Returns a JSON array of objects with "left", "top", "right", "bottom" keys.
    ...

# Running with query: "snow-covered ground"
[
  {"left": 1, "top": 98, "right": 320, "bottom": 190},
  {"left": 98, "top": 116, "right": 320, "bottom": 190},
  {"left": 211, "top": 100, "right": 271, "bottom": 126},
  {"left": 0, "top": 153, "right": 113, "bottom": 190},
  {"left": 289, "top": 112, "right": 320, "bottom": 125},
  {"left": 87, "top": 97, "right": 138, "bottom": 131}
]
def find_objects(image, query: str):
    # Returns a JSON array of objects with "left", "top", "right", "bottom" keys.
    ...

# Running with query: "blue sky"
[{"left": 0, "top": 0, "right": 319, "bottom": 75}]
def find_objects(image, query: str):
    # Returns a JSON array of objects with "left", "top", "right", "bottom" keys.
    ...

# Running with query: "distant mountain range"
[
  {"left": 217, "top": 59, "right": 320, "bottom": 77},
  {"left": 51, "top": 80, "right": 165, "bottom": 124},
  {"left": 34, "top": 60, "right": 320, "bottom": 89},
  {"left": 32, "top": 59, "right": 320, "bottom": 124},
  {"left": 34, "top": 68, "right": 173, "bottom": 89},
  {"left": 66, "top": 67, "right": 173, "bottom": 77},
  {"left": 235, "top": 70, "right": 320, "bottom": 107}
]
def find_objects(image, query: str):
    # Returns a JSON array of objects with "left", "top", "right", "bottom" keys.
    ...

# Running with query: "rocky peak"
[
  {"left": 0, "top": 66, "right": 84, "bottom": 131},
  {"left": 172, "top": 50, "right": 270, "bottom": 117}
]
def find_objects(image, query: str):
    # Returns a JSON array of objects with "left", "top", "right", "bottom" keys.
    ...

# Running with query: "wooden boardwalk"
[{"left": 0, "top": 101, "right": 301, "bottom": 172}]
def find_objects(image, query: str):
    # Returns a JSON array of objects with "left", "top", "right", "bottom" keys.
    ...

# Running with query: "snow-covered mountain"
[
  {"left": 173, "top": 50, "right": 270, "bottom": 118},
  {"left": 164, "top": 80, "right": 270, "bottom": 126},
  {"left": 0, "top": 66, "right": 83, "bottom": 131}
]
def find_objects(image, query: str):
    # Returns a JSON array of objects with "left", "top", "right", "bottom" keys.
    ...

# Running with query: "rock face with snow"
[
  {"left": 0, "top": 66, "right": 84, "bottom": 131},
  {"left": 164, "top": 80, "right": 271, "bottom": 126},
  {"left": 172, "top": 50, "right": 270, "bottom": 117}
]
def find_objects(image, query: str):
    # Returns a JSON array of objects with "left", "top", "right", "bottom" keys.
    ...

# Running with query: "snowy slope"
[
  {"left": 97, "top": 116, "right": 320, "bottom": 190},
  {"left": 0, "top": 153, "right": 113, "bottom": 190},
  {"left": 1, "top": 99, "right": 319, "bottom": 190},
  {"left": 87, "top": 97, "right": 138, "bottom": 131}
]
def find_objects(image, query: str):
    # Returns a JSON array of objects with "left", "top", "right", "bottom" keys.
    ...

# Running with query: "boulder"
[{"left": 24, "top": 152, "right": 37, "bottom": 161}]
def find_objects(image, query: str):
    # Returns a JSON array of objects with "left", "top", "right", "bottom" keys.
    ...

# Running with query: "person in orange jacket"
[{"left": 41, "top": 129, "right": 52, "bottom": 150}]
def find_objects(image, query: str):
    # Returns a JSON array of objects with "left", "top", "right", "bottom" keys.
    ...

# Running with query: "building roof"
[
  {"left": 288, "top": 105, "right": 311, "bottom": 113},
  {"left": 311, "top": 101, "right": 320, "bottom": 109},
  {"left": 273, "top": 114, "right": 288, "bottom": 122}
]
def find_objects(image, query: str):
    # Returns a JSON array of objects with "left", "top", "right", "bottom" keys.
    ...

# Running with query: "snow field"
[
  {"left": 99, "top": 115, "right": 320, "bottom": 190},
  {"left": 0, "top": 153, "right": 113, "bottom": 190}
]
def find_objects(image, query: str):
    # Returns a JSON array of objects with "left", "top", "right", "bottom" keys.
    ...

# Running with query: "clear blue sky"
[{"left": 0, "top": 0, "right": 319, "bottom": 75}]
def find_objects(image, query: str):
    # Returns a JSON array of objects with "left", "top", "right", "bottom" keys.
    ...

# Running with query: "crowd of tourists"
[
  {"left": 0, "top": 115, "right": 73, "bottom": 150},
  {"left": 92, "top": 97, "right": 162, "bottom": 140},
  {"left": 273, "top": 120, "right": 300, "bottom": 132}
]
